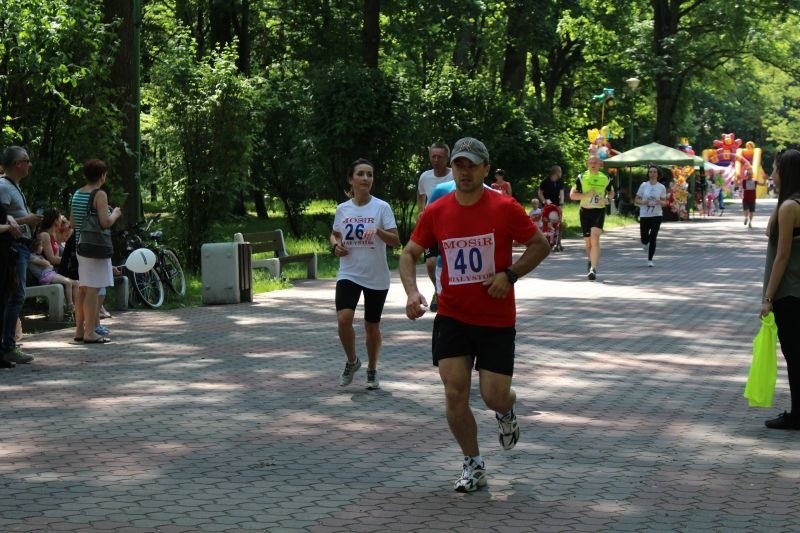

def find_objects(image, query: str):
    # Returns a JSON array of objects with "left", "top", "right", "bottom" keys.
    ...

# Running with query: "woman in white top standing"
[
  {"left": 70, "top": 159, "right": 122, "bottom": 344},
  {"left": 635, "top": 165, "right": 668, "bottom": 267},
  {"left": 331, "top": 159, "right": 400, "bottom": 390}
]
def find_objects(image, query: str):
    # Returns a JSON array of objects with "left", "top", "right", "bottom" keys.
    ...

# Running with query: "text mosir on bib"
[{"left": 441, "top": 232, "right": 496, "bottom": 285}]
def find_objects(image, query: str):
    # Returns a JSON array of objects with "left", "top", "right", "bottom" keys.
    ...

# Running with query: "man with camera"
[{"left": 0, "top": 146, "right": 42, "bottom": 365}]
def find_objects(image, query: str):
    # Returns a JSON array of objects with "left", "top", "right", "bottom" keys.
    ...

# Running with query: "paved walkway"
[{"left": 2, "top": 200, "right": 798, "bottom": 532}]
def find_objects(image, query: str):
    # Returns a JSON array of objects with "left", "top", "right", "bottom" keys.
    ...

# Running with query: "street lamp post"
[
  {"left": 625, "top": 77, "right": 640, "bottom": 196},
  {"left": 626, "top": 77, "right": 640, "bottom": 149}
]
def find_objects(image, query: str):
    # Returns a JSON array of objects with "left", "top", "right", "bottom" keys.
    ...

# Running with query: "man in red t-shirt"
[
  {"left": 742, "top": 170, "right": 757, "bottom": 228},
  {"left": 399, "top": 137, "right": 551, "bottom": 493}
]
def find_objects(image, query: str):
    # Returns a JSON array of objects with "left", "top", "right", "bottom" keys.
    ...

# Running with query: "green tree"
[
  {"left": 0, "top": 0, "right": 121, "bottom": 209},
  {"left": 250, "top": 72, "right": 320, "bottom": 236},
  {"left": 145, "top": 31, "right": 253, "bottom": 271}
]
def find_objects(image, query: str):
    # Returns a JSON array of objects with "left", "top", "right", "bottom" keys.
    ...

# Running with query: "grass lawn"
[
  {"left": 165, "top": 199, "right": 637, "bottom": 307},
  {"left": 23, "top": 198, "right": 638, "bottom": 331}
]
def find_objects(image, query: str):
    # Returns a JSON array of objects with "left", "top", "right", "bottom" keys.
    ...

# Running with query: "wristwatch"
[{"left": 504, "top": 268, "right": 519, "bottom": 284}]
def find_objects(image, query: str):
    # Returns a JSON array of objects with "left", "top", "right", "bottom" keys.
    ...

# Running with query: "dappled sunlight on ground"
[{"left": 2, "top": 201, "right": 798, "bottom": 530}]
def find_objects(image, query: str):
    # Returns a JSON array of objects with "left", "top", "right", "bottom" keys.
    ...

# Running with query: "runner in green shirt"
[{"left": 569, "top": 154, "right": 615, "bottom": 280}]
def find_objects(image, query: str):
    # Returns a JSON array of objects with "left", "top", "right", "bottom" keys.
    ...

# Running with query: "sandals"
[{"left": 83, "top": 337, "right": 111, "bottom": 344}]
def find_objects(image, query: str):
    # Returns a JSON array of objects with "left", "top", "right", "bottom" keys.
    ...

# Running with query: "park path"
[{"left": 2, "top": 199, "right": 798, "bottom": 532}]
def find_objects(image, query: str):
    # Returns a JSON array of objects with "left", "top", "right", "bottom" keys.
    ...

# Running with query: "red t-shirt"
[
  {"left": 742, "top": 178, "right": 756, "bottom": 203},
  {"left": 410, "top": 190, "right": 538, "bottom": 327},
  {"left": 491, "top": 181, "right": 511, "bottom": 195}
]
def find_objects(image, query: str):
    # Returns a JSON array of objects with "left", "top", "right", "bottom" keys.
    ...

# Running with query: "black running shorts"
[
  {"left": 335, "top": 279, "right": 389, "bottom": 323},
  {"left": 432, "top": 314, "right": 516, "bottom": 376},
  {"left": 579, "top": 207, "right": 606, "bottom": 237},
  {"left": 424, "top": 242, "right": 439, "bottom": 260}
]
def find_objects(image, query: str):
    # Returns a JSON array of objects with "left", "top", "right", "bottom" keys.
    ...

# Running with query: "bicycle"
[{"left": 119, "top": 214, "right": 186, "bottom": 308}]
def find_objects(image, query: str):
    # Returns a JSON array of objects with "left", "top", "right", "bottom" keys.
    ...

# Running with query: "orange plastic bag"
[{"left": 744, "top": 312, "right": 778, "bottom": 408}]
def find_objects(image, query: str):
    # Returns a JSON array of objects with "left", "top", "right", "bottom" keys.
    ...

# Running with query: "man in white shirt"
[{"left": 417, "top": 142, "right": 452, "bottom": 311}]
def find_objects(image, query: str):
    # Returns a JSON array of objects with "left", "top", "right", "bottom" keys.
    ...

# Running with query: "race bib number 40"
[{"left": 441, "top": 232, "right": 496, "bottom": 285}]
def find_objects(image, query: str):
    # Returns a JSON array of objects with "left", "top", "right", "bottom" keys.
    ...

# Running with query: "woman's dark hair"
[
  {"left": 40, "top": 208, "right": 61, "bottom": 231},
  {"left": 345, "top": 158, "right": 374, "bottom": 198},
  {"left": 83, "top": 158, "right": 107, "bottom": 183},
  {"left": 495, "top": 169, "right": 506, "bottom": 177},
  {"left": 777, "top": 149, "right": 800, "bottom": 205},
  {"left": 767, "top": 148, "right": 800, "bottom": 241},
  {"left": 347, "top": 158, "right": 374, "bottom": 178}
]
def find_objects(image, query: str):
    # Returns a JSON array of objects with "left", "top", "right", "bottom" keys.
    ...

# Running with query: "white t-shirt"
[
  {"left": 333, "top": 196, "right": 397, "bottom": 290},
  {"left": 418, "top": 169, "right": 453, "bottom": 208},
  {"left": 636, "top": 181, "right": 667, "bottom": 218}
]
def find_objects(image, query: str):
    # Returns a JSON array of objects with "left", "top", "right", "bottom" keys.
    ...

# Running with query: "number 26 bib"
[{"left": 441, "top": 232, "right": 496, "bottom": 285}]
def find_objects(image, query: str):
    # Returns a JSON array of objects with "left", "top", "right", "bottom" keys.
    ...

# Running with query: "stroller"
[{"left": 541, "top": 203, "right": 563, "bottom": 251}]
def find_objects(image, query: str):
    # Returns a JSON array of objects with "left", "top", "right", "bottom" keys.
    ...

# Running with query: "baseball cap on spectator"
[{"left": 450, "top": 137, "right": 490, "bottom": 165}]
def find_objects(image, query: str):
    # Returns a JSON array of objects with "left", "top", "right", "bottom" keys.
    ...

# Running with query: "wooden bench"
[{"left": 240, "top": 229, "right": 317, "bottom": 279}]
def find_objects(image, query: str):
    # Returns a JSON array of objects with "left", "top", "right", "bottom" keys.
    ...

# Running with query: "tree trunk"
[
  {"left": 175, "top": 0, "right": 192, "bottom": 26},
  {"left": 103, "top": 0, "right": 140, "bottom": 227},
  {"left": 362, "top": 0, "right": 380, "bottom": 68},
  {"left": 209, "top": 0, "right": 234, "bottom": 49},
  {"left": 252, "top": 188, "right": 268, "bottom": 219},
  {"left": 652, "top": 0, "right": 680, "bottom": 146},
  {"left": 231, "top": 191, "right": 247, "bottom": 216},
  {"left": 453, "top": 27, "right": 475, "bottom": 71},
  {"left": 237, "top": 0, "right": 250, "bottom": 74},
  {"left": 500, "top": 2, "right": 528, "bottom": 102}
]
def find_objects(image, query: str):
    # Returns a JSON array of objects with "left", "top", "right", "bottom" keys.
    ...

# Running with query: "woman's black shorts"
[{"left": 335, "top": 279, "right": 389, "bottom": 323}]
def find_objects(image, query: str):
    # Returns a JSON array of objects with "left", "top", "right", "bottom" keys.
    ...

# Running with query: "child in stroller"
[
  {"left": 529, "top": 198, "right": 543, "bottom": 229},
  {"left": 541, "top": 203, "right": 563, "bottom": 251}
]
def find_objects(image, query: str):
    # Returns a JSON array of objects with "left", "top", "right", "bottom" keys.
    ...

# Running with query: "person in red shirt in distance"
[
  {"left": 742, "top": 169, "right": 757, "bottom": 228},
  {"left": 399, "top": 137, "right": 551, "bottom": 493}
]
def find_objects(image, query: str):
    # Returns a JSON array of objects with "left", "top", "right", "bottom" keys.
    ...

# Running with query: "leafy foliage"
[
  {"left": 0, "top": 0, "right": 120, "bottom": 210},
  {"left": 145, "top": 28, "right": 253, "bottom": 270},
  {"left": 4, "top": 0, "right": 800, "bottom": 265}
]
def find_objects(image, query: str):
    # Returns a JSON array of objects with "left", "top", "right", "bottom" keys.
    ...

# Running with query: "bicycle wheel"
[
  {"left": 133, "top": 268, "right": 164, "bottom": 308},
  {"left": 161, "top": 248, "right": 186, "bottom": 296}
]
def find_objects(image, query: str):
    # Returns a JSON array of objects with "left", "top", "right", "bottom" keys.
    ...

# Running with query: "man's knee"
[
  {"left": 439, "top": 359, "right": 472, "bottom": 404},
  {"left": 479, "top": 375, "right": 513, "bottom": 410},
  {"left": 444, "top": 383, "right": 471, "bottom": 408}
]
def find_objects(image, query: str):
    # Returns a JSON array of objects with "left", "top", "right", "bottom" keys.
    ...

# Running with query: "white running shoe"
[
  {"left": 366, "top": 368, "right": 380, "bottom": 390},
  {"left": 648, "top": 260, "right": 654, "bottom": 267},
  {"left": 497, "top": 409, "right": 520, "bottom": 450},
  {"left": 587, "top": 267, "right": 597, "bottom": 281},
  {"left": 454, "top": 456, "right": 487, "bottom": 493},
  {"left": 642, "top": 242, "right": 648, "bottom": 252},
  {"left": 339, "top": 358, "right": 361, "bottom": 386}
]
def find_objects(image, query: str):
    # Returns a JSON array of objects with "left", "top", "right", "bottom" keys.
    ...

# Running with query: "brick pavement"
[{"left": 2, "top": 199, "right": 798, "bottom": 532}]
